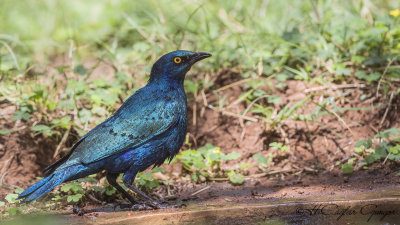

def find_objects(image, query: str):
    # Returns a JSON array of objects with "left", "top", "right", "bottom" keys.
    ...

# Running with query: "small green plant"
[
  {"left": 269, "top": 142, "right": 290, "bottom": 152},
  {"left": 175, "top": 143, "right": 241, "bottom": 184},
  {"left": 342, "top": 128, "right": 400, "bottom": 174},
  {"left": 136, "top": 167, "right": 167, "bottom": 190},
  {"left": 252, "top": 153, "right": 271, "bottom": 169},
  {"left": 0, "top": 129, "right": 16, "bottom": 135},
  {"left": 60, "top": 181, "right": 85, "bottom": 203},
  {"left": 31, "top": 118, "right": 71, "bottom": 137},
  {"left": 2, "top": 188, "right": 25, "bottom": 216},
  {"left": 227, "top": 171, "right": 244, "bottom": 185}
]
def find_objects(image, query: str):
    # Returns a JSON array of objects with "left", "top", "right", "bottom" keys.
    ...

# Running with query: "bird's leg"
[
  {"left": 122, "top": 170, "right": 162, "bottom": 209},
  {"left": 107, "top": 173, "right": 154, "bottom": 210},
  {"left": 124, "top": 183, "right": 183, "bottom": 209},
  {"left": 107, "top": 173, "right": 139, "bottom": 205},
  {"left": 123, "top": 182, "right": 161, "bottom": 209},
  {"left": 122, "top": 169, "right": 184, "bottom": 209}
]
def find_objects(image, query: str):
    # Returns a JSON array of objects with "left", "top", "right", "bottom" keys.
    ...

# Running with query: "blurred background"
[{"left": 0, "top": 0, "right": 399, "bottom": 217}]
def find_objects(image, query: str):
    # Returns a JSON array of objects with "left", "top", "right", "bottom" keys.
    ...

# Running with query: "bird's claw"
[
  {"left": 130, "top": 203, "right": 154, "bottom": 211},
  {"left": 73, "top": 205, "right": 85, "bottom": 216},
  {"left": 113, "top": 202, "right": 134, "bottom": 210},
  {"left": 150, "top": 202, "right": 186, "bottom": 209},
  {"left": 113, "top": 201, "right": 186, "bottom": 211}
]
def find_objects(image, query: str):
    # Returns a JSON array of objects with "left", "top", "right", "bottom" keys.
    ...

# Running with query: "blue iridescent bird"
[{"left": 18, "top": 50, "right": 211, "bottom": 208}]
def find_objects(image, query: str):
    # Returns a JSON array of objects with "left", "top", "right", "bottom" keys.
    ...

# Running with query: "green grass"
[{"left": 1, "top": 0, "right": 400, "bottom": 216}]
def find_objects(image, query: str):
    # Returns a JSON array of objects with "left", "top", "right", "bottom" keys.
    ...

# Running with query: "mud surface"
[
  {"left": 1, "top": 69, "right": 400, "bottom": 223},
  {"left": 2, "top": 185, "right": 400, "bottom": 225}
]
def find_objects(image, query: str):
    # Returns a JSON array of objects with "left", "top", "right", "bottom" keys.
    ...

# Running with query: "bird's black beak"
[{"left": 189, "top": 52, "right": 212, "bottom": 65}]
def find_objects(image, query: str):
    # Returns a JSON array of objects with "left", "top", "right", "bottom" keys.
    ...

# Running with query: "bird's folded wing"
[{"left": 57, "top": 93, "right": 178, "bottom": 169}]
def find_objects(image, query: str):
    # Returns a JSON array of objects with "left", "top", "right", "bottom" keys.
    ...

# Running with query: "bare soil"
[{"left": 1, "top": 69, "right": 400, "bottom": 209}]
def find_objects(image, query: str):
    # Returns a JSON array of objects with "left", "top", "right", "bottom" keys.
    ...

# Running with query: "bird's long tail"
[{"left": 17, "top": 165, "right": 85, "bottom": 202}]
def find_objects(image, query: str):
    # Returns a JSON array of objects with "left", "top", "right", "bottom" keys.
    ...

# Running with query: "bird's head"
[{"left": 149, "top": 50, "right": 211, "bottom": 83}]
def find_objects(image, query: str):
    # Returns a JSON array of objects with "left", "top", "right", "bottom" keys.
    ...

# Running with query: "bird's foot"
[
  {"left": 130, "top": 203, "right": 155, "bottom": 211},
  {"left": 73, "top": 205, "right": 85, "bottom": 216},
  {"left": 112, "top": 202, "right": 154, "bottom": 211},
  {"left": 150, "top": 201, "right": 186, "bottom": 209},
  {"left": 113, "top": 201, "right": 185, "bottom": 211}
]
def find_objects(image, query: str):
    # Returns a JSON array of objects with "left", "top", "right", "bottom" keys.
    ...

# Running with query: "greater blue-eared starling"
[{"left": 18, "top": 50, "right": 212, "bottom": 208}]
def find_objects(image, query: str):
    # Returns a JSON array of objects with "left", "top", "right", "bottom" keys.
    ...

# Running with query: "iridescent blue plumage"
[{"left": 18, "top": 50, "right": 211, "bottom": 207}]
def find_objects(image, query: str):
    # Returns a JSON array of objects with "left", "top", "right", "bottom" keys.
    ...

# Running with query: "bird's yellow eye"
[{"left": 174, "top": 57, "right": 182, "bottom": 64}]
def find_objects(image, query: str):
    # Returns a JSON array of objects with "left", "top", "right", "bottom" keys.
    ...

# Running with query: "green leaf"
[
  {"left": 115, "top": 72, "right": 133, "bottom": 84},
  {"left": 105, "top": 187, "right": 116, "bottom": 196},
  {"left": 51, "top": 118, "right": 71, "bottom": 129},
  {"left": 14, "top": 188, "right": 24, "bottom": 194},
  {"left": 45, "top": 100, "right": 58, "bottom": 111},
  {"left": 241, "top": 163, "right": 251, "bottom": 168},
  {"left": 61, "top": 181, "right": 83, "bottom": 194},
  {"left": 253, "top": 153, "right": 268, "bottom": 164},
  {"left": 267, "top": 95, "right": 282, "bottom": 105},
  {"left": 93, "top": 78, "right": 109, "bottom": 88},
  {"left": 351, "top": 56, "right": 365, "bottom": 64},
  {"left": 74, "top": 64, "right": 88, "bottom": 75},
  {"left": 269, "top": 142, "right": 289, "bottom": 151},
  {"left": 12, "top": 110, "right": 31, "bottom": 121},
  {"left": 355, "top": 71, "right": 380, "bottom": 83},
  {"left": 151, "top": 167, "right": 166, "bottom": 173},
  {"left": 228, "top": 171, "right": 244, "bottom": 185},
  {"left": 275, "top": 73, "right": 290, "bottom": 82},
  {"left": 342, "top": 163, "right": 354, "bottom": 174},
  {"left": 356, "top": 140, "right": 372, "bottom": 148},
  {"left": 390, "top": 145, "right": 400, "bottom": 155},
  {"left": 375, "top": 144, "right": 389, "bottom": 157},
  {"left": 184, "top": 80, "right": 198, "bottom": 94},
  {"left": 365, "top": 155, "right": 376, "bottom": 164},
  {"left": 375, "top": 128, "right": 400, "bottom": 139},
  {"left": 78, "top": 109, "right": 92, "bottom": 124},
  {"left": 32, "top": 125, "right": 53, "bottom": 136},
  {"left": 60, "top": 184, "right": 71, "bottom": 193},
  {"left": 71, "top": 184, "right": 83, "bottom": 193},
  {"left": 91, "top": 106, "right": 107, "bottom": 116},
  {"left": 67, "top": 194, "right": 83, "bottom": 202},
  {"left": 8, "top": 207, "right": 18, "bottom": 215},
  {"left": 208, "top": 152, "right": 220, "bottom": 162},
  {"left": 354, "top": 146, "right": 364, "bottom": 154},
  {"left": 77, "top": 177, "right": 98, "bottom": 183},
  {"left": 224, "top": 152, "right": 241, "bottom": 160},
  {"left": 5, "top": 193, "right": 18, "bottom": 203},
  {"left": 388, "top": 154, "right": 400, "bottom": 161},
  {"left": 280, "top": 145, "right": 290, "bottom": 152},
  {"left": 193, "top": 160, "right": 206, "bottom": 169},
  {"left": 269, "top": 142, "right": 282, "bottom": 150},
  {"left": 0, "top": 129, "right": 15, "bottom": 135},
  {"left": 335, "top": 68, "right": 351, "bottom": 76},
  {"left": 282, "top": 28, "right": 302, "bottom": 43},
  {"left": 57, "top": 65, "right": 69, "bottom": 73},
  {"left": 0, "top": 201, "right": 5, "bottom": 207}
]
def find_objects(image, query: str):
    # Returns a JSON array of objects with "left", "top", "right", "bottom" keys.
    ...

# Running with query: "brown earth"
[{"left": 1, "top": 67, "right": 400, "bottom": 209}]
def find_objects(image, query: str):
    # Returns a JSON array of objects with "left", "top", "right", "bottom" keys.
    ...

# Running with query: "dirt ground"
[{"left": 1, "top": 69, "right": 400, "bottom": 208}]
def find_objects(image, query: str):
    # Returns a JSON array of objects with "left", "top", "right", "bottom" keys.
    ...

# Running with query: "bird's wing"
[{"left": 57, "top": 88, "right": 179, "bottom": 169}]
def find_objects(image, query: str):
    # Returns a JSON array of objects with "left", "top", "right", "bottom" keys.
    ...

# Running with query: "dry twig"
[
  {"left": 53, "top": 125, "right": 71, "bottom": 158},
  {"left": 304, "top": 83, "right": 366, "bottom": 93},
  {"left": 378, "top": 91, "right": 394, "bottom": 130}
]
